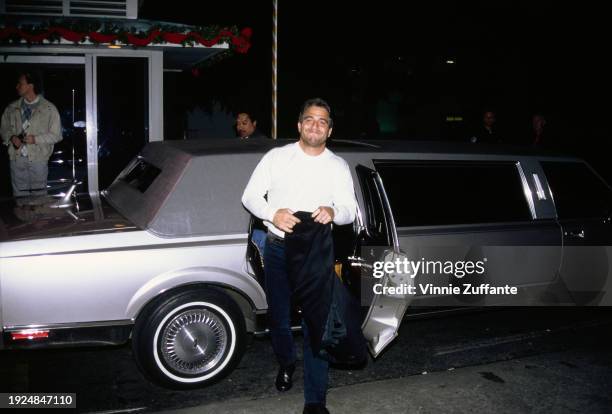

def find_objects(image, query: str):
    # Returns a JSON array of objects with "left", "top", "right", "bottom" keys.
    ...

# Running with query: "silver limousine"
[{"left": 1, "top": 139, "right": 611, "bottom": 388}]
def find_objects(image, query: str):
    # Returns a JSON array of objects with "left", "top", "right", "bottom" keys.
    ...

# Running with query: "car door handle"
[
  {"left": 350, "top": 262, "right": 373, "bottom": 269},
  {"left": 348, "top": 256, "right": 373, "bottom": 269},
  {"left": 565, "top": 229, "right": 585, "bottom": 239}
]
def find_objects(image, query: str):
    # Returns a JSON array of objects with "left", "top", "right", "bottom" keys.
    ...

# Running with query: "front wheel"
[{"left": 132, "top": 288, "right": 246, "bottom": 388}]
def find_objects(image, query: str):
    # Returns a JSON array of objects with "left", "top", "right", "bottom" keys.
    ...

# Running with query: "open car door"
[{"left": 353, "top": 165, "right": 416, "bottom": 357}]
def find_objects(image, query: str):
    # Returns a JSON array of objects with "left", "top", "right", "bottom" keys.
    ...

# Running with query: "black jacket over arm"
[{"left": 285, "top": 211, "right": 366, "bottom": 364}]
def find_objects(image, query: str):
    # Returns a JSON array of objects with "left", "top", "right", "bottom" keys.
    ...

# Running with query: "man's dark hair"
[
  {"left": 235, "top": 110, "right": 258, "bottom": 123},
  {"left": 20, "top": 71, "right": 43, "bottom": 95},
  {"left": 299, "top": 98, "right": 333, "bottom": 128}
]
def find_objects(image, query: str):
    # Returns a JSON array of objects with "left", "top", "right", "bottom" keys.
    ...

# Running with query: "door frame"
[{"left": 355, "top": 164, "right": 414, "bottom": 357}]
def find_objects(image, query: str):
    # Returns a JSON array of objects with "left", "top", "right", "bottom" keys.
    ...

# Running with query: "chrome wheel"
[
  {"left": 133, "top": 289, "right": 246, "bottom": 388},
  {"left": 160, "top": 308, "right": 228, "bottom": 376}
]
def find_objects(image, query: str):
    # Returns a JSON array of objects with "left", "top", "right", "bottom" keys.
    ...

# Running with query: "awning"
[{"left": 0, "top": 17, "right": 252, "bottom": 69}]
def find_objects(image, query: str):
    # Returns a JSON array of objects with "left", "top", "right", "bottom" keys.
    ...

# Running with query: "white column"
[
  {"left": 149, "top": 51, "right": 164, "bottom": 141},
  {"left": 85, "top": 54, "right": 99, "bottom": 196}
]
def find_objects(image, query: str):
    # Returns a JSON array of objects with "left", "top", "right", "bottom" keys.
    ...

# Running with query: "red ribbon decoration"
[
  {"left": 18, "top": 29, "right": 52, "bottom": 43},
  {"left": 53, "top": 27, "right": 86, "bottom": 42},
  {"left": 0, "top": 26, "right": 252, "bottom": 53},
  {"left": 89, "top": 31, "right": 117, "bottom": 43},
  {"left": 161, "top": 32, "right": 188, "bottom": 43}
]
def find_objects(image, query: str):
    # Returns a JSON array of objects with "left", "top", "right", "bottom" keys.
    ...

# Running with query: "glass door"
[{"left": 96, "top": 57, "right": 149, "bottom": 190}]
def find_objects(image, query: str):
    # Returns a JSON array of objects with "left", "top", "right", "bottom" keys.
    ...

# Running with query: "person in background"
[
  {"left": 0, "top": 71, "right": 62, "bottom": 196},
  {"left": 470, "top": 110, "right": 502, "bottom": 144},
  {"left": 531, "top": 113, "right": 548, "bottom": 147},
  {"left": 235, "top": 110, "right": 268, "bottom": 140},
  {"left": 236, "top": 110, "right": 269, "bottom": 256}
]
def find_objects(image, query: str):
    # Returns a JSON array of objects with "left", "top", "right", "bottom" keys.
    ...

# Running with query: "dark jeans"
[
  {"left": 252, "top": 228, "right": 267, "bottom": 256},
  {"left": 264, "top": 234, "right": 329, "bottom": 404}
]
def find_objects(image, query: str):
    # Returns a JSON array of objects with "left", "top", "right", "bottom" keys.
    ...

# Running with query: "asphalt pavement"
[
  {"left": 3, "top": 308, "right": 611, "bottom": 414},
  {"left": 162, "top": 346, "right": 612, "bottom": 414}
]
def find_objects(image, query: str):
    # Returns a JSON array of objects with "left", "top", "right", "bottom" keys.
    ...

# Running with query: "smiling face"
[
  {"left": 297, "top": 105, "right": 333, "bottom": 149},
  {"left": 236, "top": 113, "right": 256, "bottom": 138}
]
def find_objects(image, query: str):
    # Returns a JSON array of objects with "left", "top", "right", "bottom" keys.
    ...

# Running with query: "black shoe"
[
  {"left": 303, "top": 403, "right": 330, "bottom": 414},
  {"left": 275, "top": 364, "right": 295, "bottom": 392}
]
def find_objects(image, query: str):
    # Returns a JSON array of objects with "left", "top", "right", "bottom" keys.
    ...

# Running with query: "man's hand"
[
  {"left": 312, "top": 206, "right": 334, "bottom": 224},
  {"left": 273, "top": 208, "right": 301, "bottom": 233},
  {"left": 10, "top": 135, "right": 22, "bottom": 148},
  {"left": 24, "top": 134, "right": 36, "bottom": 144}
]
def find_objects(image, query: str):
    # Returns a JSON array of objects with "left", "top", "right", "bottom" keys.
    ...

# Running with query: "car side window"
[
  {"left": 374, "top": 160, "right": 532, "bottom": 227},
  {"left": 356, "top": 165, "right": 391, "bottom": 245},
  {"left": 120, "top": 158, "right": 161, "bottom": 193},
  {"left": 541, "top": 161, "right": 612, "bottom": 220}
]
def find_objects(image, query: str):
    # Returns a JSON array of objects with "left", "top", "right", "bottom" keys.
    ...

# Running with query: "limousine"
[{"left": 0, "top": 139, "right": 610, "bottom": 388}]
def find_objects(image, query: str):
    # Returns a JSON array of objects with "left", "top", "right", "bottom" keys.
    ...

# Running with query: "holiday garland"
[{"left": 0, "top": 22, "right": 252, "bottom": 53}]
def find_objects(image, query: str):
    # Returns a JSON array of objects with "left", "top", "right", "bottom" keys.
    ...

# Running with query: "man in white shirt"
[{"left": 242, "top": 98, "right": 356, "bottom": 414}]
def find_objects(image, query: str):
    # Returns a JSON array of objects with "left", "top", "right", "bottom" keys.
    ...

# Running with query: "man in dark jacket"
[
  {"left": 469, "top": 110, "right": 502, "bottom": 144},
  {"left": 235, "top": 111, "right": 268, "bottom": 140}
]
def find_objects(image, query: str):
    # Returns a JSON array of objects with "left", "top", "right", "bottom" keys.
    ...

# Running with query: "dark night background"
[
  {"left": 145, "top": 1, "right": 608, "bottom": 179},
  {"left": 0, "top": 1, "right": 609, "bottom": 184}
]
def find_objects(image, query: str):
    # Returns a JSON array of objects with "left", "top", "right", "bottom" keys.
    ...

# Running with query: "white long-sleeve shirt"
[{"left": 242, "top": 142, "right": 357, "bottom": 238}]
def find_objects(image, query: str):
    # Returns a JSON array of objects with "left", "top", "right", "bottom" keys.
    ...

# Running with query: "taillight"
[{"left": 11, "top": 330, "right": 49, "bottom": 340}]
